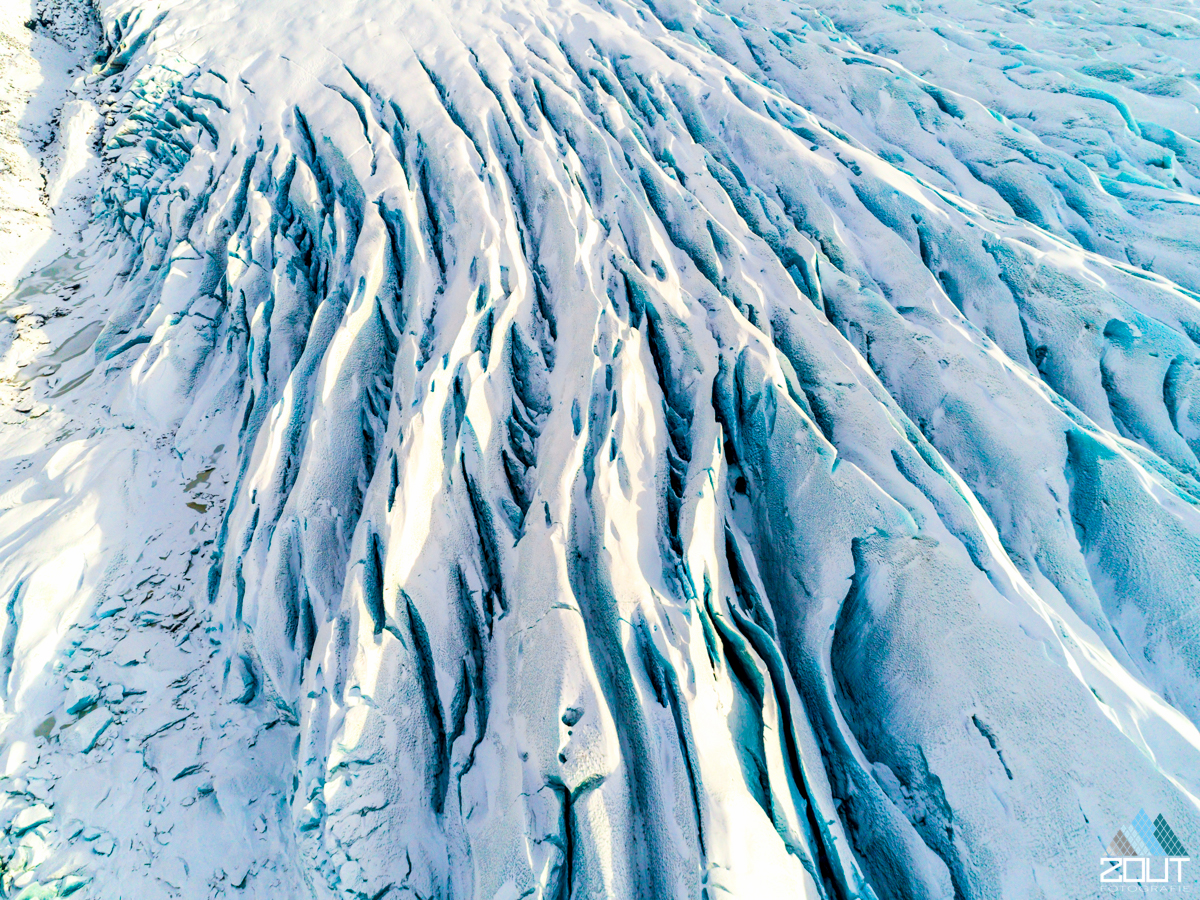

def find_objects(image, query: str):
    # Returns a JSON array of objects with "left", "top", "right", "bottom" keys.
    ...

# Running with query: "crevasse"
[{"left": 0, "top": 0, "right": 1198, "bottom": 897}]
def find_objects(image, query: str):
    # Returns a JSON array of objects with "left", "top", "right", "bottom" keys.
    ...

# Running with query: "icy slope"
[
  {"left": 0, "top": 0, "right": 100, "bottom": 295},
  {"left": 0, "top": 0, "right": 1199, "bottom": 897}
]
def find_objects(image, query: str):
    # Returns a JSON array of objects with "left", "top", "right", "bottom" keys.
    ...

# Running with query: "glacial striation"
[{"left": 0, "top": 0, "right": 1197, "bottom": 897}]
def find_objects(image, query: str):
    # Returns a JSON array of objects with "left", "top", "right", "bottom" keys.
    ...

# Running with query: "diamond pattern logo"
[
  {"left": 1102, "top": 811, "right": 1191, "bottom": 885},
  {"left": 1107, "top": 830, "right": 1137, "bottom": 858},
  {"left": 1107, "top": 810, "right": 1189, "bottom": 859},
  {"left": 1155, "top": 814, "right": 1190, "bottom": 858}
]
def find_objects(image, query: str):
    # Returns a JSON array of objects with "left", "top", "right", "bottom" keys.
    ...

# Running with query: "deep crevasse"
[{"left": 0, "top": 0, "right": 1198, "bottom": 897}]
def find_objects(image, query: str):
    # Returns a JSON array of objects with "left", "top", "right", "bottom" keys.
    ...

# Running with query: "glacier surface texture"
[{"left": 0, "top": 0, "right": 1199, "bottom": 896}]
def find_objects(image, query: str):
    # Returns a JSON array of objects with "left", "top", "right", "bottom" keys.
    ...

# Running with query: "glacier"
[{"left": 0, "top": 0, "right": 1198, "bottom": 896}]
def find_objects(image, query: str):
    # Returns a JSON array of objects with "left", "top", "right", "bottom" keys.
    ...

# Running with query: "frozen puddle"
[{"left": 17, "top": 320, "right": 103, "bottom": 383}]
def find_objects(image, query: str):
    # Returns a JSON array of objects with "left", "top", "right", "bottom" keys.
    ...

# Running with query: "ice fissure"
[{"left": 0, "top": 0, "right": 1198, "bottom": 896}]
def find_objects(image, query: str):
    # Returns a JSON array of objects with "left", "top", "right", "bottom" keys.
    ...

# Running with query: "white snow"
[
  {"left": 0, "top": 0, "right": 1197, "bottom": 897},
  {"left": 10, "top": 803, "right": 51, "bottom": 837},
  {"left": 59, "top": 707, "right": 110, "bottom": 754}
]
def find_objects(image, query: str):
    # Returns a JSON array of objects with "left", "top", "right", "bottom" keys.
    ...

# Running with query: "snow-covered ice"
[{"left": 0, "top": 0, "right": 1197, "bottom": 897}]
